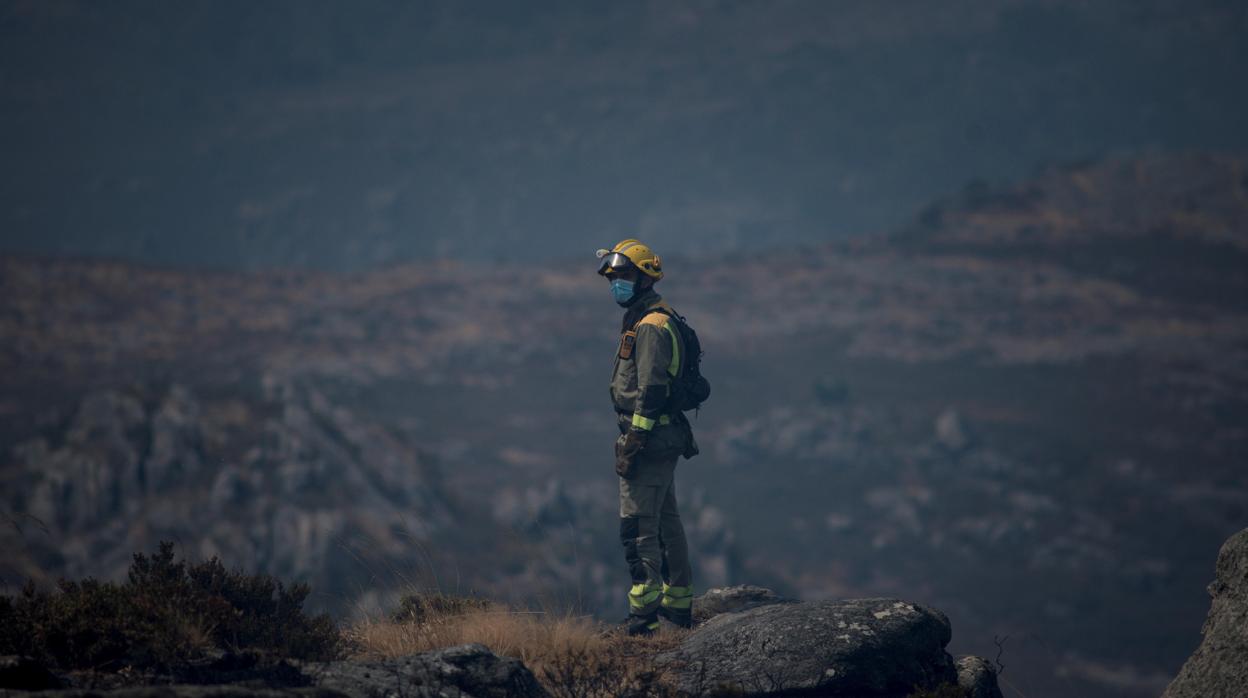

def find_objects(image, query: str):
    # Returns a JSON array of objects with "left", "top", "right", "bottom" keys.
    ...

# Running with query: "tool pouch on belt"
[
  {"left": 677, "top": 412, "right": 699, "bottom": 459},
  {"left": 615, "top": 428, "right": 646, "bottom": 478}
]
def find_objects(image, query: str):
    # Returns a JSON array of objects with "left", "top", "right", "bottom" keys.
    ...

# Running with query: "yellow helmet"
[{"left": 595, "top": 239, "right": 664, "bottom": 280}]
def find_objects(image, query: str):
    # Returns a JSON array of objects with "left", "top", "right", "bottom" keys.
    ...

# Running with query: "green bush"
[{"left": 0, "top": 542, "right": 342, "bottom": 672}]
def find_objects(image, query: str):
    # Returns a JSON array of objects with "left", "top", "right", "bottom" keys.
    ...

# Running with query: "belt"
[{"left": 615, "top": 409, "right": 673, "bottom": 426}]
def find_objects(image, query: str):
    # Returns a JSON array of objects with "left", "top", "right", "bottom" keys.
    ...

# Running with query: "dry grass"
[
  {"left": 350, "top": 604, "right": 604, "bottom": 669},
  {"left": 347, "top": 593, "right": 688, "bottom": 697}
]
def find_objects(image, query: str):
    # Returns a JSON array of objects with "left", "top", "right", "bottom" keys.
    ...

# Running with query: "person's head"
[{"left": 596, "top": 239, "right": 663, "bottom": 307}]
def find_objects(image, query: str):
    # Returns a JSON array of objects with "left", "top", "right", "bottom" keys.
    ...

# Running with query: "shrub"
[
  {"left": 391, "top": 591, "right": 492, "bottom": 625},
  {"left": 1, "top": 542, "right": 342, "bottom": 672}
]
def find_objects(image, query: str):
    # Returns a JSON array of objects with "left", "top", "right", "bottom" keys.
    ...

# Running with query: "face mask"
[{"left": 610, "top": 278, "right": 637, "bottom": 306}]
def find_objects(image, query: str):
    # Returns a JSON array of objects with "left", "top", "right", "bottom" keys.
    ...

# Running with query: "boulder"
[
  {"left": 659, "top": 597, "right": 958, "bottom": 696},
  {"left": 307, "top": 644, "right": 548, "bottom": 698},
  {"left": 955, "top": 656, "right": 1003, "bottom": 698},
  {"left": 1163, "top": 528, "right": 1248, "bottom": 698},
  {"left": 692, "top": 585, "right": 796, "bottom": 624}
]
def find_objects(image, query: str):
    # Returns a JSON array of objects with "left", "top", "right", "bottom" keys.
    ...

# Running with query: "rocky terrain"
[
  {"left": 4, "top": 380, "right": 455, "bottom": 605},
  {"left": 1164, "top": 528, "right": 1248, "bottom": 697},
  {"left": 658, "top": 596, "right": 963, "bottom": 695},
  {"left": 2, "top": 153, "right": 1246, "bottom": 696},
  {"left": 0, "top": 582, "right": 1002, "bottom": 698}
]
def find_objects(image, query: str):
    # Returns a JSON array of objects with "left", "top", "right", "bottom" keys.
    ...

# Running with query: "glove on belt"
[{"left": 615, "top": 427, "right": 648, "bottom": 478}]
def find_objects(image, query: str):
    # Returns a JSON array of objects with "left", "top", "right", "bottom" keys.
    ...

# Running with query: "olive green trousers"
[{"left": 618, "top": 451, "right": 692, "bottom": 618}]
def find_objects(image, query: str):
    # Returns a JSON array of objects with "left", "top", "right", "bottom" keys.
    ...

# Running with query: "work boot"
[
  {"left": 624, "top": 613, "right": 660, "bottom": 637},
  {"left": 658, "top": 605, "right": 693, "bottom": 629}
]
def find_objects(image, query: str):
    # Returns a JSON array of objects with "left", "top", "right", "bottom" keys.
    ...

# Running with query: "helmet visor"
[{"left": 596, "top": 251, "right": 635, "bottom": 275}]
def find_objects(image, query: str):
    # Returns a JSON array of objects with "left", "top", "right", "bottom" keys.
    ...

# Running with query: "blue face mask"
[{"left": 610, "top": 278, "right": 636, "bottom": 306}]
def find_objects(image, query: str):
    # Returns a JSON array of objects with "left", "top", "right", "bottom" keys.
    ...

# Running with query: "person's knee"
[
  {"left": 621, "top": 517, "right": 661, "bottom": 549},
  {"left": 619, "top": 516, "right": 640, "bottom": 545}
]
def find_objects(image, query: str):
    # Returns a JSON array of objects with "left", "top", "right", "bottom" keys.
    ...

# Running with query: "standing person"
[{"left": 597, "top": 239, "right": 697, "bottom": 636}]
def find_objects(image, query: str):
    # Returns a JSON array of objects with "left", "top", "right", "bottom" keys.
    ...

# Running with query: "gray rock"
[
  {"left": 1163, "top": 528, "right": 1248, "bottom": 698},
  {"left": 306, "top": 644, "right": 548, "bottom": 698},
  {"left": 659, "top": 598, "right": 957, "bottom": 697},
  {"left": 692, "top": 585, "right": 796, "bottom": 624},
  {"left": 955, "top": 656, "right": 1003, "bottom": 698}
]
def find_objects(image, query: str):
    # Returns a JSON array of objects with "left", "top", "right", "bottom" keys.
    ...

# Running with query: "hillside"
[
  {"left": 3, "top": 1, "right": 1248, "bottom": 269},
  {"left": 3, "top": 153, "right": 1246, "bottom": 697}
]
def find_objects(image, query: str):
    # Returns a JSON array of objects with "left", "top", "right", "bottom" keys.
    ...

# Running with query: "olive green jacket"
[{"left": 609, "top": 290, "right": 695, "bottom": 460}]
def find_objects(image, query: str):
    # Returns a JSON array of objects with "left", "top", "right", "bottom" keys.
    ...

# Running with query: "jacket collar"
[{"left": 620, "top": 288, "right": 664, "bottom": 332}]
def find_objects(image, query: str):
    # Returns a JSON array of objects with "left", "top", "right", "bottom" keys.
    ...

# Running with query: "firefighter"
[{"left": 597, "top": 239, "right": 695, "bottom": 635}]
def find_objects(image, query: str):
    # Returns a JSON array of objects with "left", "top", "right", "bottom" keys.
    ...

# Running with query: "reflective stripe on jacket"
[{"left": 609, "top": 290, "right": 685, "bottom": 430}]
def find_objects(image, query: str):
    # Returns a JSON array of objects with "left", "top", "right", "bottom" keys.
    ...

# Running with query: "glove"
[{"left": 615, "top": 427, "right": 648, "bottom": 478}]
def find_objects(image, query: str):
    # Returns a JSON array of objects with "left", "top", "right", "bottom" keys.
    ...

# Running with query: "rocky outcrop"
[
  {"left": 2, "top": 579, "right": 1001, "bottom": 698},
  {"left": 307, "top": 644, "right": 548, "bottom": 698},
  {"left": 660, "top": 596, "right": 973, "bottom": 697},
  {"left": 3, "top": 381, "right": 456, "bottom": 610},
  {"left": 692, "top": 584, "right": 796, "bottom": 624},
  {"left": 1163, "top": 528, "right": 1248, "bottom": 698},
  {"left": 0, "top": 645, "right": 547, "bottom": 698},
  {"left": 955, "top": 656, "right": 1004, "bottom": 698}
]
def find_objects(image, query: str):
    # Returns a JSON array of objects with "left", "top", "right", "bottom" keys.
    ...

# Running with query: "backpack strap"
[
  {"left": 631, "top": 304, "right": 682, "bottom": 378},
  {"left": 629, "top": 301, "right": 679, "bottom": 331},
  {"left": 635, "top": 312, "right": 669, "bottom": 330}
]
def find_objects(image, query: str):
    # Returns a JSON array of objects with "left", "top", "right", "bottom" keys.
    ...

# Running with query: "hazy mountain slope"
[{"left": 2, "top": 152, "right": 1246, "bottom": 697}]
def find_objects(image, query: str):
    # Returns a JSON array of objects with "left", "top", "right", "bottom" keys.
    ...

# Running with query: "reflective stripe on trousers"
[
  {"left": 661, "top": 583, "right": 693, "bottom": 611},
  {"left": 629, "top": 583, "right": 662, "bottom": 614}
]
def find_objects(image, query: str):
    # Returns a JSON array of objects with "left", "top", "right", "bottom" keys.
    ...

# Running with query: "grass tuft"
[{"left": 350, "top": 591, "right": 688, "bottom": 697}]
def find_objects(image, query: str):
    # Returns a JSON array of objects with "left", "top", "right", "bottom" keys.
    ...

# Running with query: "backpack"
[{"left": 641, "top": 307, "right": 711, "bottom": 413}]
